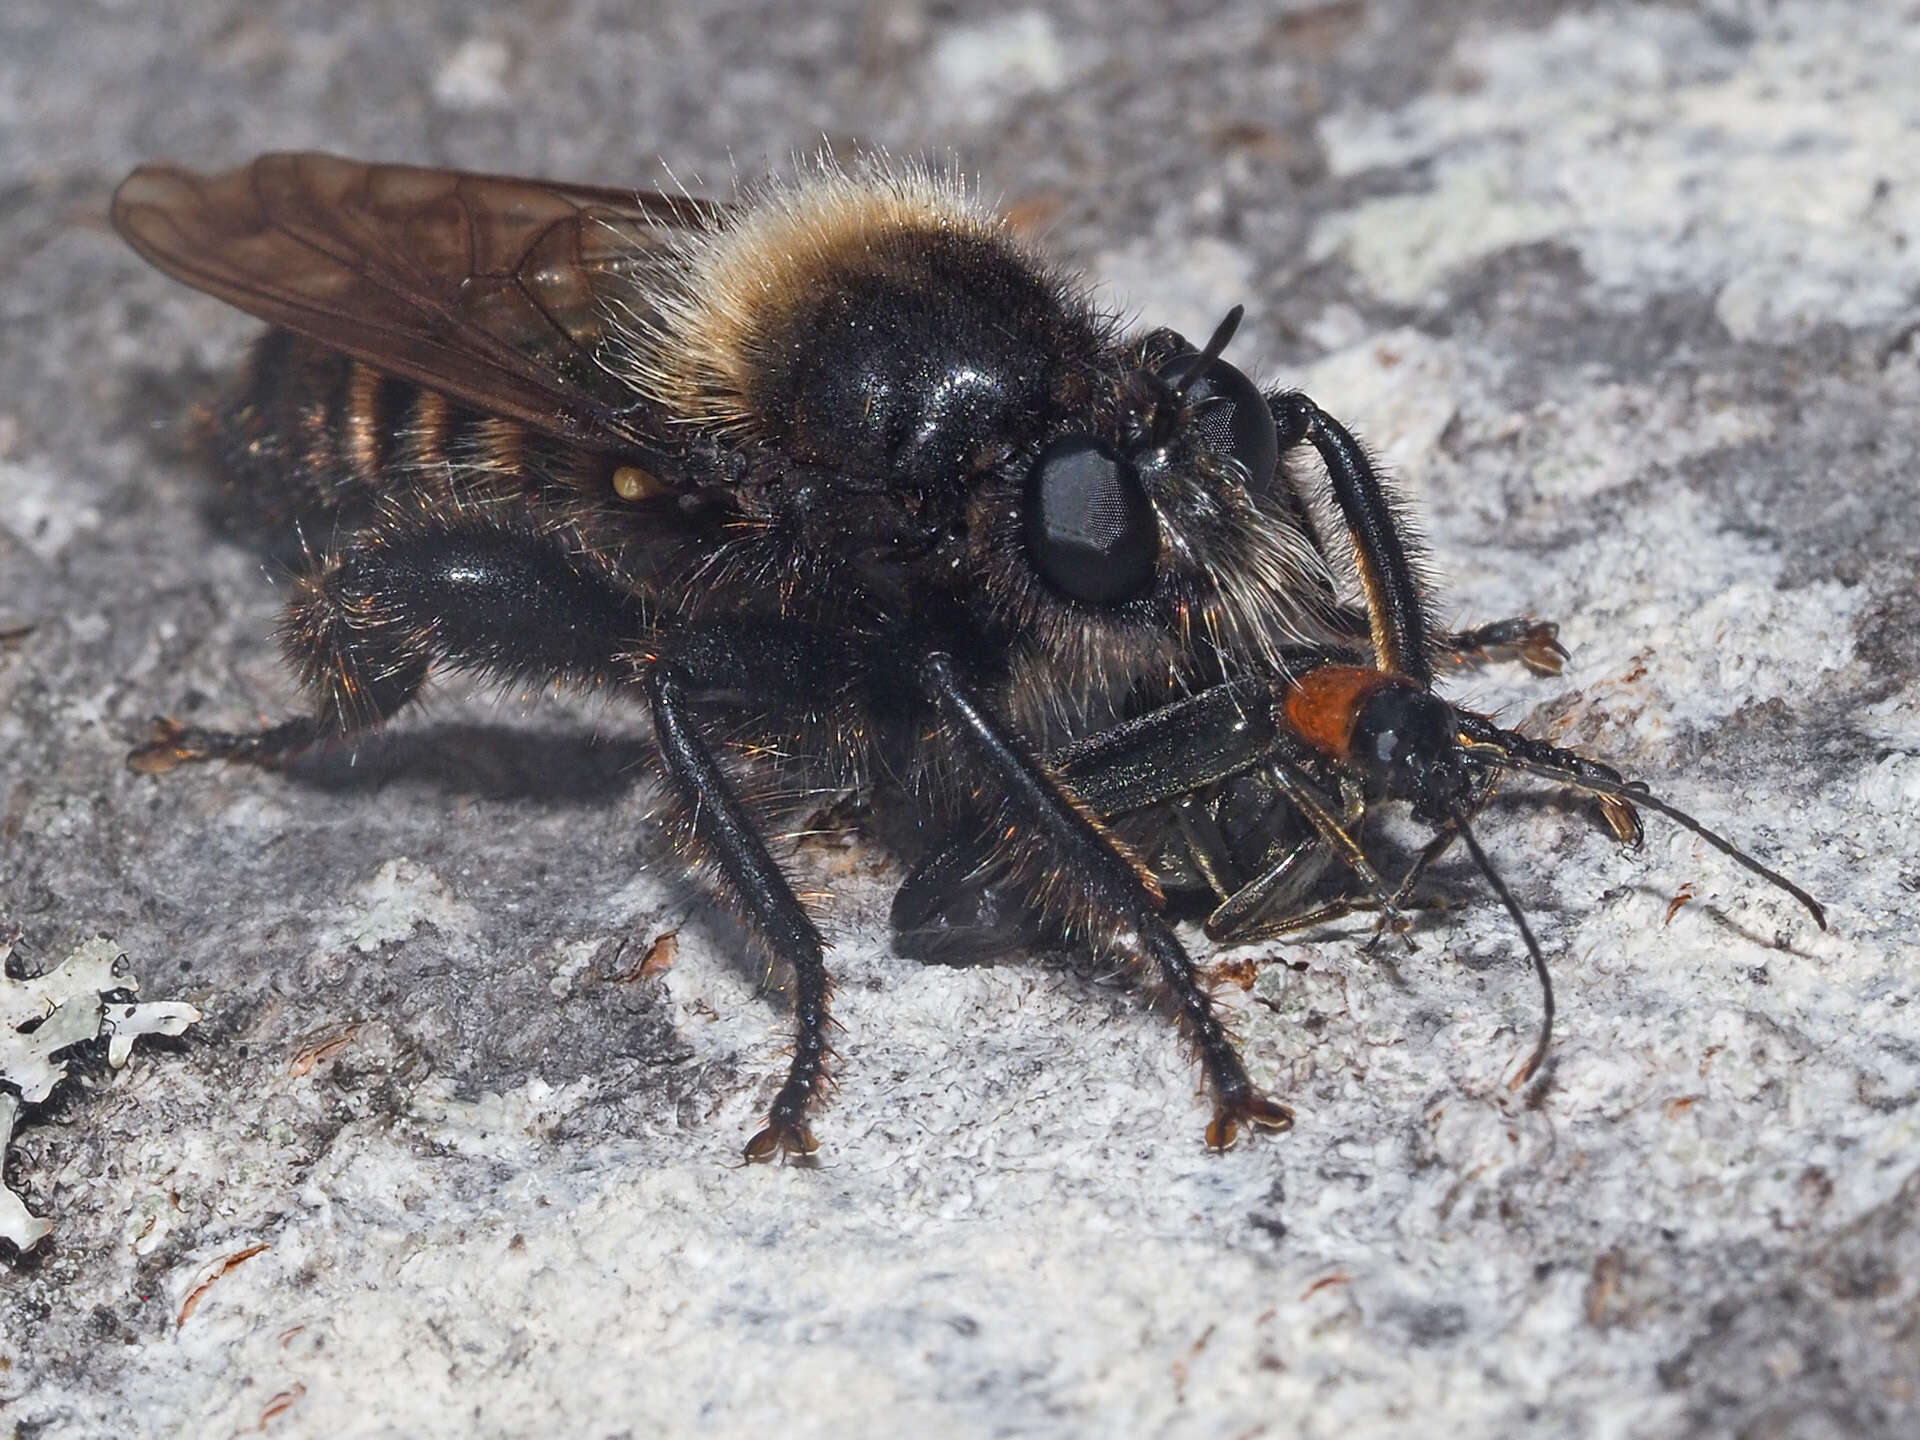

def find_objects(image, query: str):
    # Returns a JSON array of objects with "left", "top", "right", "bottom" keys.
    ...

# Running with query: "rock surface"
[{"left": 2, "top": 2, "right": 1917, "bottom": 1436}]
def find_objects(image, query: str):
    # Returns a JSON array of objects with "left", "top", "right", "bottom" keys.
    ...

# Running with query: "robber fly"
[{"left": 113, "top": 153, "right": 1822, "bottom": 1160}]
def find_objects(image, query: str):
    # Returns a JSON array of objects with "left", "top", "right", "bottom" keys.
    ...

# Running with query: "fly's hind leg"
[
  {"left": 129, "top": 514, "right": 646, "bottom": 774},
  {"left": 126, "top": 540, "right": 432, "bottom": 773},
  {"left": 129, "top": 716, "right": 327, "bottom": 773},
  {"left": 135, "top": 509, "right": 860, "bottom": 1158}
]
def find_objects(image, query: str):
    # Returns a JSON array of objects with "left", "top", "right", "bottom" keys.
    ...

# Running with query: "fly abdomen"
[{"left": 208, "top": 329, "right": 542, "bottom": 531}]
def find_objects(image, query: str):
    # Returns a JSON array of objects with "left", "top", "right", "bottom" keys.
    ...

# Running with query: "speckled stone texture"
[{"left": 3, "top": 2, "right": 1917, "bottom": 1436}]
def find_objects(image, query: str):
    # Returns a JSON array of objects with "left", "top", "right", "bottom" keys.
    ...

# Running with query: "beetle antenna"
[
  {"left": 1465, "top": 753, "right": 1826, "bottom": 929},
  {"left": 1449, "top": 803, "right": 1554, "bottom": 1088}
]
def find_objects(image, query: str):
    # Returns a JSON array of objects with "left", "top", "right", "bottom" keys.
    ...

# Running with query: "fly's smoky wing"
[{"left": 111, "top": 152, "right": 728, "bottom": 454}]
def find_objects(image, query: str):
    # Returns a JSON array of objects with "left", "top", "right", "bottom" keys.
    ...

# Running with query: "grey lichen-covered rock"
[{"left": 1, "top": 1, "right": 1916, "bottom": 1437}]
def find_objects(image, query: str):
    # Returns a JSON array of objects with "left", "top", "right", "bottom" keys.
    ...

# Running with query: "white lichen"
[{"left": 1, "top": 936, "right": 202, "bottom": 1250}]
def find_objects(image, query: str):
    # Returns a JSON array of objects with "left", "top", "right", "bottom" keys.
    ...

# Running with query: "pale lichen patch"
[{"left": 1, "top": 937, "right": 202, "bottom": 1250}]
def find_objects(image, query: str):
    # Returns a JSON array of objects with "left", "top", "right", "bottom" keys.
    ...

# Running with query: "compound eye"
[
  {"left": 1157, "top": 352, "right": 1279, "bottom": 490},
  {"left": 1024, "top": 436, "right": 1159, "bottom": 604}
]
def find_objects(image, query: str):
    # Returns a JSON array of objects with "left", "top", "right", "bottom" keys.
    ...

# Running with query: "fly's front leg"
[
  {"left": 1310, "top": 605, "right": 1567, "bottom": 679},
  {"left": 1271, "top": 389, "right": 1566, "bottom": 680},
  {"left": 920, "top": 652, "right": 1292, "bottom": 1150},
  {"left": 1270, "top": 391, "right": 1434, "bottom": 686}
]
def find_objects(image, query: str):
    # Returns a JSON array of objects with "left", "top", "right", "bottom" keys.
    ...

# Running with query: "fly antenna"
[
  {"left": 1168, "top": 304, "right": 1245, "bottom": 408},
  {"left": 1449, "top": 803, "right": 1554, "bottom": 1088}
]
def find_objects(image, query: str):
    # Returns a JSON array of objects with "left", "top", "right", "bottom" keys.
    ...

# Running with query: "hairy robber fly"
[{"left": 113, "top": 153, "right": 1823, "bottom": 1160}]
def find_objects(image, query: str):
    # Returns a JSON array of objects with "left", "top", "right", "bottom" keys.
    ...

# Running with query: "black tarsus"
[
  {"left": 1437, "top": 617, "right": 1568, "bottom": 675},
  {"left": 129, "top": 715, "right": 322, "bottom": 772}
]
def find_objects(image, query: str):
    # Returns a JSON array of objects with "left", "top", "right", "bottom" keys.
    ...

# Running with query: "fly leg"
[
  {"left": 920, "top": 653, "right": 1293, "bottom": 1150},
  {"left": 129, "top": 514, "right": 645, "bottom": 771}
]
